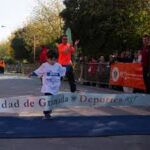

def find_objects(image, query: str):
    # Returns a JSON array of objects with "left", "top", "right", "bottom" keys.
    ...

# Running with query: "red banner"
[{"left": 109, "top": 63, "right": 146, "bottom": 90}]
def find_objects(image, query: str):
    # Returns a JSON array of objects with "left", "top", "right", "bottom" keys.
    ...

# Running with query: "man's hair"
[
  {"left": 47, "top": 50, "right": 58, "bottom": 59},
  {"left": 61, "top": 35, "right": 67, "bottom": 38}
]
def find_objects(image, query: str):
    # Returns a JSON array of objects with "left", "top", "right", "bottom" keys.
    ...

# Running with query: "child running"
[{"left": 29, "top": 50, "right": 66, "bottom": 119}]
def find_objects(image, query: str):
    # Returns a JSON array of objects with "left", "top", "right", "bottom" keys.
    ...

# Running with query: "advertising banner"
[{"left": 109, "top": 63, "right": 146, "bottom": 90}]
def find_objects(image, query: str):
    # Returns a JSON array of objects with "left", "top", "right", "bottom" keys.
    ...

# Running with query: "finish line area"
[
  {"left": 0, "top": 74, "right": 150, "bottom": 138},
  {"left": 0, "top": 93, "right": 150, "bottom": 138}
]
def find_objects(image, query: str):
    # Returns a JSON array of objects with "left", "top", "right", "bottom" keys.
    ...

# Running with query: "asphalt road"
[{"left": 0, "top": 74, "right": 150, "bottom": 150}]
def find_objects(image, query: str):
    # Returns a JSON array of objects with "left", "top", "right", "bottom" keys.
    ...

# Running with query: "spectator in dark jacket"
[{"left": 141, "top": 35, "right": 150, "bottom": 93}]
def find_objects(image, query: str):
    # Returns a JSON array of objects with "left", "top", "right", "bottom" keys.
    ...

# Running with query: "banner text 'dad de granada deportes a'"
[{"left": 0, "top": 93, "right": 150, "bottom": 113}]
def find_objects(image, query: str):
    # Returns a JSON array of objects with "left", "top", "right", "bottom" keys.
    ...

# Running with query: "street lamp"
[{"left": 1, "top": 25, "right": 6, "bottom": 28}]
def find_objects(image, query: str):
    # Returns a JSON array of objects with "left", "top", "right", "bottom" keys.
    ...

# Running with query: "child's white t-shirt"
[{"left": 34, "top": 62, "right": 66, "bottom": 95}]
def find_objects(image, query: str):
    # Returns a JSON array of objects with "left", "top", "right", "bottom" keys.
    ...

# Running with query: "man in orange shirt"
[{"left": 57, "top": 35, "right": 79, "bottom": 92}]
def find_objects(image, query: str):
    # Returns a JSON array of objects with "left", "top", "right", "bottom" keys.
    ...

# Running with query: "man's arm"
[{"left": 71, "top": 40, "right": 80, "bottom": 53}]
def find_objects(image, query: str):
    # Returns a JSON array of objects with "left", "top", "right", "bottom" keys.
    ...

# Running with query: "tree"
[
  {"left": 61, "top": 0, "right": 150, "bottom": 57},
  {"left": 11, "top": 29, "right": 30, "bottom": 61},
  {"left": 10, "top": 0, "right": 64, "bottom": 62},
  {"left": 0, "top": 39, "right": 14, "bottom": 61},
  {"left": 23, "top": 0, "right": 64, "bottom": 48}
]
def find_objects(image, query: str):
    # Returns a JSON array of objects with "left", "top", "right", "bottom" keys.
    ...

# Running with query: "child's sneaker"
[{"left": 42, "top": 114, "right": 51, "bottom": 120}]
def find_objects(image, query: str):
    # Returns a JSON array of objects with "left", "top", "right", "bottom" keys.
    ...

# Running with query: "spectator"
[
  {"left": 137, "top": 50, "right": 142, "bottom": 63},
  {"left": 117, "top": 52, "right": 126, "bottom": 62},
  {"left": 141, "top": 35, "right": 150, "bottom": 93},
  {"left": 124, "top": 50, "right": 133, "bottom": 63},
  {"left": 39, "top": 45, "right": 48, "bottom": 64},
  {"left": 88, "top": 57, "right": 98, "bottom": 86},
  {"left": 133, "top": 50, "right": 142, "bottom": 63},
  {"left": 88, "top": 57, "right": 97, "bottom": 76},
  {"left": 0, "top": 58, "right": 5, "bottom": 74},
  {"left": 98, "top": 55, "right": 105, "bottom": 77}
]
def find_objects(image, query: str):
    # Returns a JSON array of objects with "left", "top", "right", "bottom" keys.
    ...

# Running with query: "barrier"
[
  {"left": 5, "top": 63, "right": 146, "bottom": 91},
  {"left": 5, "top": 64, "right": 38, "bottom": 74},
  {"left": 0, "top": 92, "right": 150, "bottom": 113},
  {"left": 74, "top": 62, "right": 147, "bottom": 93},
  {"left": 74, "top": 62, "right": 110, "bottom": 86}
]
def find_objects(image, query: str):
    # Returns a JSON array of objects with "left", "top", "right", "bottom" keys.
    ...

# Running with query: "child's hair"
[{"left": 47, "top": 50, "right": 58, "bottom": 59}]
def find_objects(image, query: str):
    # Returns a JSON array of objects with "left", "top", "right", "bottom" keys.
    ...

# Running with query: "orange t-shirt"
[
  {"left": 0, "top": 60, "right": 5, "bottom": 68},
  {"left": 58, "top": 43, "right": 75, "bottom": 65}
]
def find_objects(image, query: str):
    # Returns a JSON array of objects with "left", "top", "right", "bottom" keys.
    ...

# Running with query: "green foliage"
[
  {"left": 4, "top": 57, "right": 16, "bottom": 64},
  {"left": 11, "top": 29, "right": 30, "bottom": 61},
  {"left": 0, "top": 41, "right": 12, "bottom": 58},
  {"left": 23, "top": 0, "right": 64, "bottom": 48},
  {"left": 61, "top": 0, "right": 150, "bottom": 57},
  {"left": 9, "top": 0, "right": 64, "bottom": 62}
]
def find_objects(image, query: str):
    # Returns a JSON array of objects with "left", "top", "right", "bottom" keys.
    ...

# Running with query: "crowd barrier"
[
  {"left": 74, "top": 62, "right": 110, "bottom": 86},
  {"left": 5, "top": 64, "right": 38, "bottom": 74},
  {"left": 74, "top": 62, "right": 146, "bottom": 91},
  {"left": 5, "top": 63, "right": 110, "bottom": 86},
  {"left": 5, "top": 63, "right": 146, "bottom": 92},
  {"left": 0, "top": 92, "right": 150, "bottom": 113}
]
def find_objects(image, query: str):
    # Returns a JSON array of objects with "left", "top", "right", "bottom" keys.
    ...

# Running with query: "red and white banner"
[{"left": 109, "top": 63, "right": 146, "bottom": 90}]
